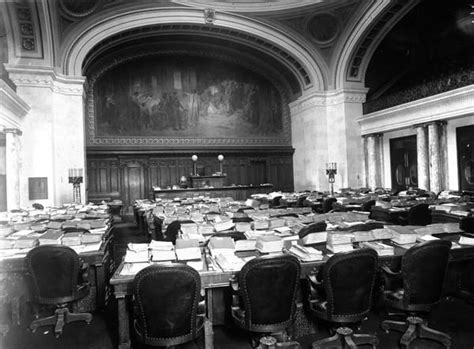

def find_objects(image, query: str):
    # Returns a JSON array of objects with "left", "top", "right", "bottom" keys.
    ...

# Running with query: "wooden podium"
[{"left": 190, "top": 175, "right": 226, "bottom": 188}]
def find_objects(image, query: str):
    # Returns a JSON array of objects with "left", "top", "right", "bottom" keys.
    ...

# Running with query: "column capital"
[{"left": 3, "top": 128, "right": 23, "bottom": 136}]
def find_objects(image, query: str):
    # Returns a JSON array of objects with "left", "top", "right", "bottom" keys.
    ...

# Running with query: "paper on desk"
[
  {"left": 120, "top": 262, "right": 150, "bottom": 276},
  {"left": 458, "top": 236, "right": 474, "bottom": 246}
]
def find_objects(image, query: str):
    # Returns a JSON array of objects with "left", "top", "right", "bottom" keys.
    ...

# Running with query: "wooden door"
[
  {"left": 457, "top": 125, "right": 474, "bottom": 192},
  {"left": 390, "top": 135, "right": 418, "bottom": 192},
  {"left": 121, "top": 160, "right": 146, "bottom": 214}
]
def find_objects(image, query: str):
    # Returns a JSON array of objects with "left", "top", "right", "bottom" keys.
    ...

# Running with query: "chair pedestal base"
[
  {"left": 30, "top": 306, "right": 92, "bottom": 337},
  {"left": 381, "top": 316, "right": 451, "bottom": 348},
  {"left": 311, "top": 327, "right": 378, "bottom": 349}
]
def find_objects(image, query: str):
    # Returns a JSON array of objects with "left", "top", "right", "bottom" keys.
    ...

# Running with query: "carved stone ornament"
[{"left": 204, "top": 8, "right": 216, "bottom": 24}]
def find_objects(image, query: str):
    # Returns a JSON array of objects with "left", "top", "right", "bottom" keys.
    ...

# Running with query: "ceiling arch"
[
  {"left": 332, "top": 0, "right": 419, "bottom": 89},
  {"left": 59, "top": 6, "right": 326, "bottom": 93}
]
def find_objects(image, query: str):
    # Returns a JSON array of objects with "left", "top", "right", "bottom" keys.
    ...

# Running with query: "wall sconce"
[
  {"left": 191, "top": 154, "right": 198, "bottom": 176},
  {"left": 217, "top": 154, "right": 224, "bottom": 175},
  {"left": 68, "top": 168, "right": 83, "bottom": 204},
  {"left": 326, "top": 162, "right": 337, "bottom": 196}
]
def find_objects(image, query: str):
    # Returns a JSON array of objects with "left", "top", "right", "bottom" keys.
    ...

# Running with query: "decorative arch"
[
  {"left": 59, "top": 6, "right": 326, "bottom": 92},
  {"left": 333, "top": 0, "right": 419, "bottom": 90}
]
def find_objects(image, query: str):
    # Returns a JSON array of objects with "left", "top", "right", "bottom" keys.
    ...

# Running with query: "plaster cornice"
[
  {"left": 4, "top": 65, "right": 85, "bottom": 95},
  {"left": 0, "top": 80, "right": 30, "bottom": 129},
  {"left": 289, "top": 87, "right": 368, "bottom": 114},
  {"left": 358, "top": 85, "right": 474, "bottom": 135}
]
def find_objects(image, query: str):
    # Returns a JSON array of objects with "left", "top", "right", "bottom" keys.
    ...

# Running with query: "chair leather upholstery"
[
  {"left": 25, "top": 245, "right": 92, "bottom": 337},
  {"left": 25, "top": 245, "right": 90, "bottom": 305},
  {"left": 383, "top": 240, "right": 452, "bottom": 312},
  {"left": 231, "top": 254, "right": 301, "bottom": 333},
  {"left": 308, "top": 248, "right": 378, "bottom": 324},
  {"left": 133, "top": 263, "right": 204, "bottom": 346},
  {"left": 400, "top": 203, "right": 432, "bottom": 226},
  {"left": 298, "top": 221, "right": 327, "bottom": 239}
]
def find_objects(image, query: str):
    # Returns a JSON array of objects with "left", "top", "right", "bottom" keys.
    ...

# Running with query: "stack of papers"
[
  {"left": 256, "top": 235, "right": 283, "bottom": 253},
  {"left": 213, "top": 219, "right": 235, "bottom": 232},
  {"left": 38, "top": 230, "right": 64, "bottom": 245},
  {"left": 235, "top": 239, "right": 257, "bottom": 251},
  {"left": 124, "top": 243, "right": 150, "bottom": 263},
  {"left": 360, "top": 241, "right": 394, "bottom": 256},
  {"left": 300, "top": 231, "right": 327, "bottom": 245},
  {"left": 326, "top": 232, "right": 353, "bottom": 253},
  {"left": 61, "top": 232, "right": 83, "bottom": 246},
  {"left": 214, "top": 252, "right": 246, "bottom": 272},
  {"left": 120, "top": 262, "right": 150, "bottom": 276},
  {"left": 459, "top": 236, "right": 474, "bottom": 246},
  {"left": 389, "top": 226, "right": 417, "bottom": 245},
  {"left": 235, "top": 222, "right": 252, "bottom": 232},
  {"left": 150, "top": 240, "right": 176, "bottom": 262},
  {"left": 287, "top": 244, "right": 323, "bottom": 262},
  {"left": 175, "top": 239, "right": 201, "bottom": 261},
  {"left": 208, "top": 236, "right": 235, "bottom": 256}
]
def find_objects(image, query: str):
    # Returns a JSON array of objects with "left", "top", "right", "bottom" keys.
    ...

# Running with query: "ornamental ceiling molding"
[
  {"left": 60, "top": 7, "right": 324, "bottom": 90},
  {"left": 171, "top": 0, "right": 321, "bottom": 13},
  {"left": 85, "top": 49, "right": 292, "bottom": 147},
  {"left": 5, "top": 65, "right": 85, "bottom": 96},
  {"left": 5, "top": 1, "right": 44, "bottom": 59},
  {"left": 333, "top": 0, "right": 419, "bottom": 89},
  {"left": 289, "top": 88, "right": 368, "bottom": 114},
  {"left": 358, "top": 85, "right": 474, "bottom": 135}
]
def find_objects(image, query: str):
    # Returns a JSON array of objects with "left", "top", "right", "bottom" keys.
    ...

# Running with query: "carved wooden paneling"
[{"left": 86, "top": 150, "right": 294, "bottom": 211}]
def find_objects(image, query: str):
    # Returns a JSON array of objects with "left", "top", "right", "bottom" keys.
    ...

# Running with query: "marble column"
[
  {"left": 438, "top": 121, "right": 448, "bottom": 190},
  {"left": 428, "top": 122, "right": 441, "bottom": 193},
  {"left": 4, "top": 128, "right": 22, "bottom": 210},
  {"left": 416, "top": 125, "right": 429, "bottom": 191},
  {"left": 366, "top": 134, "right": 378, "bottom": 190}
]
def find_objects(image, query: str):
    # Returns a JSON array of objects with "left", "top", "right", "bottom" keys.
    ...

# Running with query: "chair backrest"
[
  {"left": 237, "top": 254, "right": 300, "bottom": 330},
  {"left": 322, "top": 197, "right": 337, "bottom": 213},
  {"left": 401, "top": 240, "right": 452, "bottom": 306},
  {"left": 320, "top": 248, "right": 378, "bottom": 320},
  {"left": 25, "top": 245, "right": 81, "bottom": 304},
  {"left": 407, "top": 203, "right": 432, "bottom": 226},
  {"left": 133, "top": 264, "right": 201, "bottom": 343}
]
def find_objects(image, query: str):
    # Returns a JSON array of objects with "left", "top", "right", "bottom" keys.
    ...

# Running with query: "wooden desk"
[
  {"left": 110, "top": 237, "right": 474, "bottom": 349},
  {"left": 0, "top": 234, "right": 113, "bottom": 329},
  {"left": 153, "top": 184, "right": 273, "bottom": 201},
  {"left": 190, "top": 175, "right": 226, "bottom": 189}
]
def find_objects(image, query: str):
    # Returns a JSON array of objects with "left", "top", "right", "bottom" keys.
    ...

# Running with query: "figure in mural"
[
  {"left": 169, "top": 91, "right": 187, "bottom": 130},
  {"left": 131, "top": 91, "right": 161, "bottom": 129},
  {"left": 186, "top": 89, "right": 201, "bottom": 127},
  {"left": 243, "top": 85, "right": 259, "bottom": 126}
]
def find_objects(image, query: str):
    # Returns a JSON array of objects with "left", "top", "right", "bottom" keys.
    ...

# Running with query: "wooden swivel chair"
[
  {"left": 25, "top": 245, "right": 92, "bottom": 337},
  {"left": 132, "top": 263, "right": 208, "bottom": 347},
  {"left": 381, "top": 240, "right": 452, "bottom": 348},
  {"left": 306, "top": 248, "right": 379, "bottom": 349},
  {"left": 230, "top": 254, "right": 301, "bottom": 348}
]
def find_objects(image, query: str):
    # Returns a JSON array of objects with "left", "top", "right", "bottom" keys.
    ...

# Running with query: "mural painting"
[{"left": 93, "top": 56, "right": 285, "bottom": 139}]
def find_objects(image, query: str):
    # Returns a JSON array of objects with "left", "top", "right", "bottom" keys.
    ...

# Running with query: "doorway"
[
  {"left": 457, "top": 125, "right": 474, "bottom": 192},
  {"left": 390, "top": 135, "right": 418, "bottom": 192}
]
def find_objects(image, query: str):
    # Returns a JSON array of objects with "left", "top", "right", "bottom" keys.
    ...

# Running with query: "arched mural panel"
[{"left": 87, "top": 54, "right": 290, "bottom": 146}]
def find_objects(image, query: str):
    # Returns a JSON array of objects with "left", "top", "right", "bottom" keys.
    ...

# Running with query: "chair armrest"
[
  {"left": 381, "top": 266, "right": 400, "bottom": 276},
  {"left": 381, "top": 266, "right": 402, "bottom": 291},
  {"left": 306, "top": 274, "right": 323, "bottom": 301},
  {"left": 80, "top": 262, "right": 90, "bottom": 283}
]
